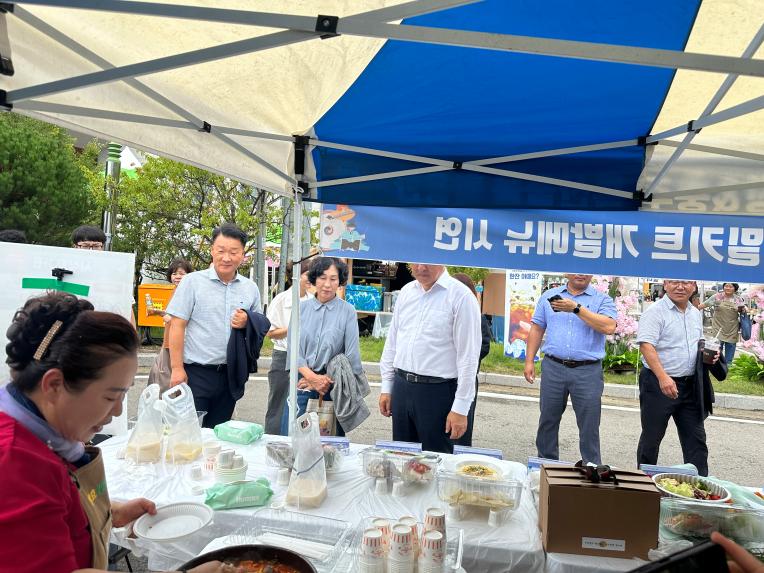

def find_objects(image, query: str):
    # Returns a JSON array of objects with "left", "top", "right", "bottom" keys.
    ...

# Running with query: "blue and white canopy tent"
[{"left": 1, "top": 0, "right": 763, "bottom": 427}]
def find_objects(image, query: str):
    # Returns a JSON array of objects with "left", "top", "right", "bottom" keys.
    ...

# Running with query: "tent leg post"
[{"left": 286, "top": 190, "right": 302, "bottom": 436}]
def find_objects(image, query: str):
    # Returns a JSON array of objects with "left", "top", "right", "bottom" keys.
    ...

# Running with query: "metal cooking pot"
[{"left": 179, "top": 544, "right": 317, "bottom": 572}]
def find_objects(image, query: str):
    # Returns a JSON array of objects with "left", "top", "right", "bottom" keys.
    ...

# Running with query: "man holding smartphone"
[{"left": 524, "top": 274, "right": 617, "bottom": 464}]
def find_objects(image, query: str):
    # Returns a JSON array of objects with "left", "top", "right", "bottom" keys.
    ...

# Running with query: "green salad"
[{"left": 658, "top": 478, "right": 722, "bottom": 501}]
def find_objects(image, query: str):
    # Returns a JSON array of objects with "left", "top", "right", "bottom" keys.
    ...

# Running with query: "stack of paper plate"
[{"left": 134, "top": 502, "right": 213, "bottom": 542}]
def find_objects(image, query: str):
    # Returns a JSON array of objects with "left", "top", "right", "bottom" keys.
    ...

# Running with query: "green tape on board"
[{"left": 22, "top": 278, "right": 90, "bottom": 296}]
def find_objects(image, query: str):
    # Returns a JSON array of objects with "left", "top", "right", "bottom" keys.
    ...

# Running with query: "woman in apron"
[{"left": 0, "top": 292, "right": 237, "bottom": 573}]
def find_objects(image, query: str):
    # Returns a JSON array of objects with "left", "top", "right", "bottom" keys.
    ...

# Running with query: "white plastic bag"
[
  {"left": 125, "top": 385, "right": 163, "bottom": 463},
  {"left": 286, "top": 412, "right": 328, "bottom": 509},
  {"left": 162, "top": 383, "right": 203, "bottom": 464}
]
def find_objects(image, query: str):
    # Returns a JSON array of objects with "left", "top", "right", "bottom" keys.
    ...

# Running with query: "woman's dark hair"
[
  {"left": 452, "top": 272, "right": 478, "bottom": 298},
  {"left": 166, "top": 258, "right": 193, "bottom": 282},
  {"left": 211, "top": 223, "right": 247, "bottom": 248},
  {"left": 308, "top": 257, "right": 348, "bottom": 286},
  {"left": 5, "top": 292, "right": 139, "bottom": 393},
  {"left": 284, "top": 258, "right": 312, "bottom": 289},
  {"left": 723, "top": 282, "right": 740, "bottom": 292}
]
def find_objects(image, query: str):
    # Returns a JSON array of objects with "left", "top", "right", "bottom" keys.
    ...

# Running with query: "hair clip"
[{"left": 33, "top": 320, "right": 63, "bottom": 361}]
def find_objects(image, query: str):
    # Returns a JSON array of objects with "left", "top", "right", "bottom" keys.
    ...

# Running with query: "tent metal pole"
[
  {"left": 10, "top": 1, "right": 764, "bottom": 77},
  {"left": 345, "top": 0, "right": 481, "bottom": 22},
  {"left": 286, "top": 191, "right": 302, "bottom": 436},
  {"left": 644, "top": 24, "right": 764, "bottom": 195},
  {"left": 467, "top": 139, "right": 638, "bottom": 165},
  {"left": 5, "top": 30, "right": 316, "bottom": 103},
  {"left": 310, "top": 138, "right": 452, "bottom": 166},
  {"left": 212, "top": 126, "right": 295, "bottom": 143},
  {"left": 659, "top": 140, "right": 764, "bottom": 163},
  {"left": 651, "top": 180, "right": 764, "bottom": 199},
  {"left": 15, "top": 100, "right": 197, "bottom": 129},
  {"left": 462, "top": 164, "right": 633, "bottom": 199},
  {"left": 311, "top": 166, "right": 451, "bottom": 188},
  {"left": 648, "top": 94, "right": 764, "bottom": 143}
]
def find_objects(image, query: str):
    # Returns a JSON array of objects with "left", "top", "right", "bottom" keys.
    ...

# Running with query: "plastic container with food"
[
  {"left": 660, "top": 497, "right": 764, "bottom": 544},
  {"left": 266, "top": 440, "right": 346, "bottom": 473},
  {"left": 653, "top": 473, "right": 731, "bottom": 503},
  {"left": 436, "top": 467, "right": 524, "bottom": 513},
  {"left": 360, "top": 448, "right": 441, "bottom": 484}
]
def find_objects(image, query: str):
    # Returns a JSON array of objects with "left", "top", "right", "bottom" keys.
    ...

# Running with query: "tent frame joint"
[
  {"left": 687, "top": 119, "right": 701, "bottom": 134},
  {"left": 0, "top": 3, "right": 14, "bottom": 13},
  {"left": 634, "top": 189, "right": 652, "bottom": 204},
  {"left": 452, "top": 161, "right": 463, "bottom": 170},
  {"left": 296, "top": 180, "right": 310, "bottom": 194},
  {"left": 316, "top": 14, "right": 339, "bottom": 39},
  {"left": 637, "top": 135, "right": 647, "bottom": 147},
  {"left": 199, "top": 121, "right": 212, "bottom": 133}
]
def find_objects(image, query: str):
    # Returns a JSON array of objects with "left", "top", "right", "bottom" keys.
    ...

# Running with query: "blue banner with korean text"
[{"left": 319, "top": 204, "right": 763, "bottom": 282}]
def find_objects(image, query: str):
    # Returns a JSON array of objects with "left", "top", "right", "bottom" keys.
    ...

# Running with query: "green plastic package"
[
  {"left": 204, "top": 478, "right": 273, "bottom": 510},
  {"left": 213, "top": 420, "right": 264, "bottom": 444}
]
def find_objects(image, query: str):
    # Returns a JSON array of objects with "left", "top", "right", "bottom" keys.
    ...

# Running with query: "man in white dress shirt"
[{"left": 379, "top": 264, "right": 482, "bottom": 453}]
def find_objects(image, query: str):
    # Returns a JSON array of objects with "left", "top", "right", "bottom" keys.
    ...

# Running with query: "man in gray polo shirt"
[
  {"left": 636, "top": 279, "right": 708, "bottom": 474},
  {"left": 166, "top": 223, "right": 261, "bottom": 427}
]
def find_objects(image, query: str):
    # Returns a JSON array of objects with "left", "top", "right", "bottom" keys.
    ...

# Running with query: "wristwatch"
[{"left": 573, "top": 303, "right": 582, "bottom": 314}]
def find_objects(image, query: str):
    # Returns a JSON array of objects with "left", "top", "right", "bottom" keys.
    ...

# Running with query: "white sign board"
[{"left": 0, "top": 243, "right": 135, "bottom": 434}]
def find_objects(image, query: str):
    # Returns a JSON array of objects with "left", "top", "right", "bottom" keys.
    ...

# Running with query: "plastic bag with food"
[
  {"left": 286, "top": 412, "right": 327, "bottom": 509},
  {"left": 125, "top": 385, "right": 164, "bottom": 463},
  {"left": 162, "top": 383, "right": 203, "bottom": 464}
]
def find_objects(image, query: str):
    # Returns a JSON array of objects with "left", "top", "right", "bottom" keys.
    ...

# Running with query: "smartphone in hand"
[{"left": 548, "top": 294, "right": 563, "bottom": 311}]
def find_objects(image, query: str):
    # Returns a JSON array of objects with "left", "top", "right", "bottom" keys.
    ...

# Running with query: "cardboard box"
[{"left": 539, "top": 465, "right": 661, "bottom": 559}]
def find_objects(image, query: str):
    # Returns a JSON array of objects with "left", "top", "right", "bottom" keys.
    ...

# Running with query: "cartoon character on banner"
[{"left": 319, "top": 205, "right": 370, "bottom": 252}]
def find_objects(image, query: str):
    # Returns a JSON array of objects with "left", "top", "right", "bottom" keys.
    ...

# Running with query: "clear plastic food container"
[
  {"left": 229, "top": 507, "right": 351, "bottom": 573},
  {"left": 436, "top": 468, "right": 524, "bottom": 511},
  {"left": 660, "top": 497, "right": 764, "bottom": 544},
  {"left": 266, "top": 440, "right": 348, "bottom": 473},
  {"left": 360, "top": 448, "right": 440, "bottom": 484}
]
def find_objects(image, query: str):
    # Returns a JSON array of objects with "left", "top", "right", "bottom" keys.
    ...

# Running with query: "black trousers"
[
  {"left": 185, "top": 363, "right": 237, "bottom": 429},
  {"left": 637, "top": 368, "right": 709, "bottom": 476},
  {"left": 454, "top": 377, "right": 478, "bottom": 447},
  {"left": 391, "top": 371, "right": 457, "bottom": 454}
]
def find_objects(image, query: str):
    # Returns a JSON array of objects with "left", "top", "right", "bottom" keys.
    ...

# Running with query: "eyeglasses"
[
  {"left": 74, "top": 241, "right": 104, "bottom": 250},
  {"left": 665, "top": 280, "right": 694, "bottom": 287}
]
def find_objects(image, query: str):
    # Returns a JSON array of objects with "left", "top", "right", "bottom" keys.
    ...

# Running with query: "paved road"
[{"left": 129, "top": 374, "right": 764, "bottom": 487}]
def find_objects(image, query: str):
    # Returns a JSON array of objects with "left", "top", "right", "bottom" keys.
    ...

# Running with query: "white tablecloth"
[{"left": 101, "top": 431, "right": 644, "bottom": 573}]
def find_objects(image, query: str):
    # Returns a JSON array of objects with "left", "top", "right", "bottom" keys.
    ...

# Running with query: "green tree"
[
  {"left": 112, "top": 156, "right": 284, "bottom": 282},
  {"left": 447, "top": 266, "right": 490, "bottom": 284},
  {"left": 0, "top": 114, "right": 98, "bottom": 244}
]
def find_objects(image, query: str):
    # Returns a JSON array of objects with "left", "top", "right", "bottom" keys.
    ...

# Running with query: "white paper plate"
[
  {"left": 446, "top": 455, "right": 505, "bottom": 479},
  {"left": 134, "top": 502, "right": 213, "bottom": 542}
]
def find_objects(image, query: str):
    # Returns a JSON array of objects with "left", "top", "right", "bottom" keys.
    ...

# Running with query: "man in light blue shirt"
[
  {"left": 636, "top": 279, "right": 709, "bottom": 474},
  {"left": 524, "top": 274, "right": 617, "bottom": 464},
  {"left": 166, "top": 223, "right": 261, "bottom": 427}
]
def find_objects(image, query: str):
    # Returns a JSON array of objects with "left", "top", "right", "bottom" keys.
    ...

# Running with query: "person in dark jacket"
[{"left": 451, "top": 273, "right": 491, "bottom": 446}]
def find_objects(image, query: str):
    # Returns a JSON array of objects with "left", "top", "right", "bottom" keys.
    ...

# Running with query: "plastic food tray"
[
  {"left": 360, "top": 448, "right": 440, "bottom": 484},
  {"left": 653, "top": 472, "right": 731, "bottom": 503},
  {"left": 229, "top": 507, "right": 351, "bottom": 573},
  {"left": 332, "top": 516, "right": 463, "bottom": 572},
  {"left": 660, "top": 497, "right": 764, "bottom": 545},
  {"left": 436, "top": 468, "right": 524, "bottom": 511},
  {"left": 265, "top": 440, "right": 348, "bottom": 473}
]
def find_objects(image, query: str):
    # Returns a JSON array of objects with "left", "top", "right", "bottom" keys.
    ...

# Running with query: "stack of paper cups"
[
  {"left": 277, "top": 467, "right": 291, "bottom": 486},
  {"left": 397, "top": 516, "right": 420, "bottom": 558},
  {"left": 418, "top": 530, "right": 445, "bottom": 573},
  {"left": 189, "top": 463, "right": 203, "bottom": 480},
  {"left": 371, "top": 518, "right": 391, "bottom": 549},
  {"left": 388, "top": 524, "right": 415, "bottom": 573},
  {"left": 231, "top": 454, "right": 244, "bottom": 469},
  {"left": 216, "top": 449, "right": 233, "bottom": 469},
  {"left": 359, "top": 528, "right": 386, "bottom": 573},
  {"left": 424, "top": 507, "right": 447, "bottom": 537}
]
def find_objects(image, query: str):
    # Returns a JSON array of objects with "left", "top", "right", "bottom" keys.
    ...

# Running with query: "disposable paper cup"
[
  {"left": 424, "top": 507, "right": 446, "bottom": 536},
  {"left": 278, "top": 467, "right": 291, "bottom": 486},
  {"left": 203, "top": 441, "right": 221, "bottom": 458},
  {"left": 361, "top": 528, "right": 386, "bottom": 559},
  {"left": 374, "top": 477, "right": 388, "bottom": 495},
  {"left": 387, "top": 559, "right": 414, "bottom": 573},
  {"left": 397, "top": 517, "right": 419, "bottom": 557},
  {"left": 231, "top": 454, "right": 244, "bottom": 469},
  {"left": 418, "top": 556, "right": 445, "bottom": 573},
  {"left": 190, "top": 464, "right": 203, "bottom": 480},
  {"left": 216, "top": 450, "right": 233, "bottom": 469},
  {"left": 389, "top": 524, "right": 414, "bottom": 561},
  {"left": 447, "top": 503, "right": 463, "bottom": 521},
  {"left": 488, "top": 508, "right": 505, "bottom": 527},
  {"left": 358, "top": 556, "right": 386, "bottom": 573},
  {"left": 371, "top": 518, "right": 391, "bottom": 547},
  {"left": 204, "top": 457, "right": 215, "bottom": 472},
  {"left": 392, "top": 478, "right": 405, "bottom": 497},
  {"left": 420, "top": 530, "right": 445, "bottom": 563}
]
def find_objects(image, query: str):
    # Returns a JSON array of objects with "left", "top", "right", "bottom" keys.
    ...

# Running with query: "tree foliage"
[
  {"left": 111, "top": 156, "right": 284, "bottom": 281},
  {"left": 0, "top": 114, "right": 99, "bottom": 244},
  {"left": 447, "top": 266, "right": 490, "bottom": 284}
]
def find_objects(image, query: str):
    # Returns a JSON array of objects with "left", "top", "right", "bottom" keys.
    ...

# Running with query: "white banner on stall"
[
  {"left": 0, "top": 243, "right": 135, "bottom": 434},
  {"left": 504, "top": 270, "right": 542, "bottom": 361}
]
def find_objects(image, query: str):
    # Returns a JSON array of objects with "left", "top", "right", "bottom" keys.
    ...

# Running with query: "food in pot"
[{"left": 228, "top": 560, "right": 302, "bottom": 573}]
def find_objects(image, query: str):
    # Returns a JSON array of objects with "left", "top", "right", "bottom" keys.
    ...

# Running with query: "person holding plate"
[{"left": 0, "top": 291, "right": 232, "bottom": 573}]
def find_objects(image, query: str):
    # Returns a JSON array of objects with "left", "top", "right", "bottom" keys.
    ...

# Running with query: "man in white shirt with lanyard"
[{"left": 379, "top": 264, "right": 482, "bottom": 453}]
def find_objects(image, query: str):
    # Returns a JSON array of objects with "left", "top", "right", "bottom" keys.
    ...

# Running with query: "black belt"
[
  {"left": 671, "top": 375, "right": 695, "bottom": 384},
  {"left": 395, "top": 368, "right": 457, "bottom": 384},
  {"left": 186, "top": 362, "right": 227, "bottom": 372},
  {"left": 546, "top": 355, "right": 601, "bottom": 368}
]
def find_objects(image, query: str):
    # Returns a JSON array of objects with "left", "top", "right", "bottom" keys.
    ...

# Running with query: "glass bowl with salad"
[{"left": 652, "top": 473, "right": 731, "bottom": 503}]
